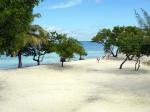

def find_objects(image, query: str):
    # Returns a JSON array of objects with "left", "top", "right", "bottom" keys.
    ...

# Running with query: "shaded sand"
[{"left": 0, "top": 59, "right": 150, "bottom": 112}]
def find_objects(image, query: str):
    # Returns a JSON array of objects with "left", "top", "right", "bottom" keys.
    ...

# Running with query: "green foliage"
[
  {"left": 0, "top": 0, "right": 43, "bottom": 56},
  {"left": 92, "top": 27, "right": 124, "bottom": 57},
  {"left": 56, "top": 35, "right": 76, "bottom": 59},
  {"left": 118, "top": 26, "right": 144, "bottom": 57},
  {"left": 92, "top": 28, "right": 112, "bottom": 53},
  {"left": 47, "top": 32, "right": 87, "bottom": 66},
  {"left": 117, "top": 26, "right": 149, "bottom": 70},
  {"left": 75, "top": 44, "right": 87, "bottom": 56},
  {"left": 23, "top": 30, "right": 86, "bottom": 66},
  {"left": 135, "top": 9, "right": 150, "bottom": 30},
  {"left": 93, "top": 24, "right": 149, "bottom": 70},
  {"left": 22, "top": 25, "right": 55, "bottom": 65},
  {"left": 48, "top": 32, "right": 86, "bottom": 59},
  {"left": 92, "top": 29, "right": 112, "bottom": 45},
  {"left": 0, "top": 0, "right": 43, "bottom": 68},
  {"left": 135, "top": 9, "right": 150, "bottom": 56}
]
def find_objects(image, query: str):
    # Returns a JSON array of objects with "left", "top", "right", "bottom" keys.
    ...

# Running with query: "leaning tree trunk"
[
  {"left": 110, "top": 50, "right": 115, "bottom": 57},
  {"left": 119, "top": 58, "right": 128, "bottom": 69},
  {"left": 137, "top": 60, "right": 141, "bottom": 71},
  {"left": 115, "top": 49, "right": 119, "bottom": 57},
  {"left": 135, "top": 57, "right": 141, "bottom": 71},
  {"left": 127, "top": 55, "right": 134, "bottom": 60},
  {"left": 33, "top": 53, "right": 45, "bottom": 65},
  {"left": 110, "top": 48, "right": 119, "bottom": 58},
  {"left": 18, "top": 51, "right": 22, "bottom": 68}
]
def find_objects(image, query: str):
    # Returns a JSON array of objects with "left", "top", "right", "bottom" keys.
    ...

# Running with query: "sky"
[{"left": 33, "top": 0, "right": 150, "bottom": 41}]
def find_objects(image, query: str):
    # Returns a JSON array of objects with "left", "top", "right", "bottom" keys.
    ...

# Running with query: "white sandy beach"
[{"left": 0, "top": 58, "right": 150, "bottom": 112}]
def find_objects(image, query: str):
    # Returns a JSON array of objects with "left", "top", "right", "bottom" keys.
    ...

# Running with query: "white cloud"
[
  {"left": 49, "top": 0, "right": 82, "bottom": 9},
  {"left": 45, "top": 25, "right": 100, "bottom": 41},
  {"left": 48, "top": 0, "right": 102, "bottom": 9},
  {"left": 46, "top": 26, "right": 65, "bottom": 32},
  {"left": 95, "top": 0, "right": 102, "bottom": 3},
  {"left": 68, "top": 29, "right": 96, "bottom": 41}
]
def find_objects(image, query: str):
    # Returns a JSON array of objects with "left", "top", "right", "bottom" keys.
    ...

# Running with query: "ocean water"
[{"left": 0, "top": 41, "right": 104, "bottom": 69}]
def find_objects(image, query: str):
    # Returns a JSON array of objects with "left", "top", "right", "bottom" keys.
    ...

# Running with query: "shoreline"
[{"left": 0, "top": 56, "right": 149, "bottom": 71}]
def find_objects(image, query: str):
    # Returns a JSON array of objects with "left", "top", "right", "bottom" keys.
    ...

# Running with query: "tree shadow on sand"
[
  {"left": 0, "top": 79, "right": 7, "bottom": 101},
  {"left": 44, "top": 63, "right": 75, "bottom": 71},
  {"left": 88, "top": 67, "right": 150, "bottom": 75}
]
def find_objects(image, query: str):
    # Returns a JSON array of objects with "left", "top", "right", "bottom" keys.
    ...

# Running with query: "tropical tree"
[
  {"left": 0, "top": 0, "right": 43, "bottom": 68},
  {"left": 0, "top": 38, "right": 4, "bottom": 55},
  {"left": 68, "top": 40, "right": 87, "bottom": 60},
  {"left": 23, "top": 25, "right": 51, "bottom": 66},
  {"left": 92, "top": 29, "right": 112, "bottom": 55},
  {"left": 118, "top": 26, "right": 146, "bottom": 70},
  {"left": 111, "top": 26, "right": 125, "bottom": 57},
  {"left": 25, "top": 29, "right": 59, "bottom": 66},
  {"left": 135, "top": 9, "right": 150, "bottom": 30},
  {"left": 76, "top": 45, "right": 87, "bottom": 60},
  {"left": 50, "top": 32, "right": 86, "bottom": 67},
  {"left": 92, "top": 27, "right": 124, "bottom": 57},
  {"left": 135, "top": 9, "right": 150, "bottom": 56}
]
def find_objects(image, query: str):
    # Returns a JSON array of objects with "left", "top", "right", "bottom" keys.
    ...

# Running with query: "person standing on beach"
[{"left": 97, "top": 57, "right": 100, "bottom": 62}]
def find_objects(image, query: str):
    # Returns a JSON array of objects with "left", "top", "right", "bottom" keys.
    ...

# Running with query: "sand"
[{"left": 0, "top": 58, "right": 150, "bottom": 112}]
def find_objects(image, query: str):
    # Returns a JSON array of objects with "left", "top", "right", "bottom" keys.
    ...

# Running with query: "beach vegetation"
[
  {"left": 93, "top": 25, "right": 149, "bottom": 71},
  {"left": 135, "top": 9, "right": 150, "bottom": 56},
  {"left": 92, "top": 27, "right": 124, "bottom": 58},
  {"left": 22, "top": 25, "right": 51, "bottom": 66},
  {"left": 52, "top": 32, "right": 87, "bottom": 67},
  {"left": 0, "top": 0, "right": 43, "bottom": 68},
  {"left": 118, "top": 26, "right": 146, "bottom": 70}
]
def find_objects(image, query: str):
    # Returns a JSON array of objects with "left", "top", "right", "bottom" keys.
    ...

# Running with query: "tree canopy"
[
  {"left": 118, "top": 26, "right": 146, "bottom": 70},
  {"left": 0, "top": 0, "right": 43, "bottom": 67},
  {"left": 135, "top": 9, "right": 150, "bottom": 56},
  {"left": 49, "top": 32, "right": 87, "bottom": 67},
  {"left": 92, "top": 26, "right": 125, "bottom": 57},
  {"left": 92, "top": 24, "right": 150, "bottom": 70},
  {"left": 23, "top": 25, "right": 50, "bottom": 66}
]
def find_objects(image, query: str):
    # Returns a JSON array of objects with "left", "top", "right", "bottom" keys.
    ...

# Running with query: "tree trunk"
[
  {"left": 79, "top": 55, "right": 82, "bottom": 60},
  {"left": 115, "top": 48, "right": 119, "bottom": 57},
  {"left": 37, "top": 55, "right": 40, "bottom": 65},
  {"left": 119, "top": 58, "right": 128, "bottom": 69},
  {"left": 137, "top": 60, "right": 141, "bottom": 71},
  {"left": 37, "top": 60, "right": 40, "bottom": 65},
  {"left": 110, "top": 48, "right": 118, "bottom": 57},
  {"left": 61, "top": 61, "right": 64, "bottom": 67},
  {"left": 135, "top": 59, "right": 139, "bottom": 71},
  {"left": 33, "top": 54, "right": 42, "bottom": 66},
  {"left": 135, "top": 58, "right": 140, "bottom": 71},
  {"left": 18, "top": 51, "right": 22, "bottom": 68},
  {"left": 60, "top": 57, "right": 65, "bottom": 67},
  {"left": 110, "top": 50, "right": 115, "bottom": 57},
  {"left": 127, "top": 55, "right": 134, "bottom": 60}
]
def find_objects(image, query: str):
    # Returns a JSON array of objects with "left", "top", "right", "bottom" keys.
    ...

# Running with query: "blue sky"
[{"left": 33, "top": 0, "right": 150, "bottom": 41}]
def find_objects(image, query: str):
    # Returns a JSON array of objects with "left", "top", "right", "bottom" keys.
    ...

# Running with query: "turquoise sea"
[{"left": 0, "top": 41, "right": 104, "bottom": 69}]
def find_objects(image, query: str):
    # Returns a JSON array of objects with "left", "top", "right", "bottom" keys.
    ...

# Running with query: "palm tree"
[{"left": 18, "top": 25, "right": 48, "bottom": 68}]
